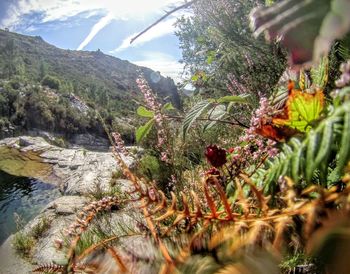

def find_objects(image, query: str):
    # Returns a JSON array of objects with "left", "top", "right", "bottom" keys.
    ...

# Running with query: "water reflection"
[{"left": 0, "top": 171, "right": 60, "bottom": 244}]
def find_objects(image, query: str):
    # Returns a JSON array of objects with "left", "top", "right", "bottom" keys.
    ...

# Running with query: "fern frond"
[
  {"left": 33, "top": 263, "right": 64, "bottom": 273},
  {"left": 255, "top": 101, "right": 350, "bottom": 194},
  {"left": 167, "top": 174, "right": 350, "bottom": 272},
  {"left": 336, "top": 39, "right": 350, "bottom": 61},
  {"left": 107, "top": 247, "right": 128, "bottom": 273},
  {"left": 310, "top": 57, "right": 328, "bottom": 89}
]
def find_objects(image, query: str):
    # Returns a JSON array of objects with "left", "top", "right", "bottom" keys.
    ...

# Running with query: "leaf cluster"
[{"left": 256, "top": 100, "right": 350, "bottom": 194}]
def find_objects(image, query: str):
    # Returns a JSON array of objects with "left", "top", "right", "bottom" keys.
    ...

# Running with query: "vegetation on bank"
[
  {"left": 12, "top": 215, "right": 51, "bottom": 258},
  {"left": 6, "top": 0, "right": 350, "bottom": 273},
  {"left": 0, "top": 30, "right": 179, "bottom": 142}
]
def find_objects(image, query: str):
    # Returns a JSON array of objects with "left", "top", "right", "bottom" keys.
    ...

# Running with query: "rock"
[
  {"left": 0, "top": 136, "right": 135, "bottom": 195},
  {"left": 0, "top": 136, "right": 156, "bottom": 273},
  {"left": 85, "top": 234, "right": 158, "bottom": 274},
  {"left": 0, "top": 236, "right": 32, "bottom": 274},
  {"left": 46, "top": 195, "right": 91, "bottom": 215},
  {"left": 69, "top": 133, "right": 110, "bottom": 151},
  {"left": 28, "top": 196, "right": 91, "bottom": 264},
  {"left": 2, "top": 194, "right": 156, "bottom": 273}
]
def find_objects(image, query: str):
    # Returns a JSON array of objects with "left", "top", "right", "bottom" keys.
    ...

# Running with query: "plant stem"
[{"left": 165, "top": 115, "right": 249, "bottom": 128}]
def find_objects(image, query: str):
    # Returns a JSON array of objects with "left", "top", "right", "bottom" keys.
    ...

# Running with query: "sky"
[{"left": 0, "top": 0, "right": 188, "bottom": 82}]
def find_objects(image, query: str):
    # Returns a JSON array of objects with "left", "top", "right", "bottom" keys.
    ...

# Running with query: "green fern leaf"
[
  {"left": 337, "top": 107, "right": 350, "bottom": 172},
  {"left": 306, "top": 131, "right": 319, "bottom": 182},
  {"left": 203, "top": 105, "right": 226, "bottom": 131},
  {"left": 182, "top": 100, "right": 213, "bottom": 139},
  {"left": 314, "top": 120, "right": 334, "bottom": 172},
  {"left": 311, "top": 57, "right": 328, "bottom": 89},
  {"left": 257, "top": 101, "right": 350, "bottom": 194},
  {"left": 290, "top": 138, "right": 303, "bottom": 182}
]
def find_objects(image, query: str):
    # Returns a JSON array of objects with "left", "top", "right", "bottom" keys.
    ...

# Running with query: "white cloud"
[
  {"left": 0, "top": 0, "right": 183, "bottom": 29},
  {"left": 132, "top": 52, "right": 184, "bottom": 82},
  {"left": 0, "top": 0, "right": 184, "bottom": 50},
  {"left": 77, "top": 13, "right": 114, "bottom": 50},
  {"left": 111, "top": 18, "right": 177, "bottom": 53}
]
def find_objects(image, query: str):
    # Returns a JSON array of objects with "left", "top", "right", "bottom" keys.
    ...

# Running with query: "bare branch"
[{"left": 130, "top": 0, "right": 199, "bottom": 44}]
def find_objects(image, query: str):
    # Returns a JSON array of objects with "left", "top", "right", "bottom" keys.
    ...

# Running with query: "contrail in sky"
[{"left": 77, "top": 13, "right": 114, "bottom": 50}]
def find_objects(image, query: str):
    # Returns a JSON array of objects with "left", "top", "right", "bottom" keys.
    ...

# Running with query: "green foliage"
[
  {"left": 175, "top": 0, "right": 286, "bottom": 97},
  {"left": 30, "top": 216, "right": 51, "bottom": 240},
  {"left": 182, "top": 99, "right": 213, "bottom": 139},
  {"left": 181, "top": 94, "right": 249, "bottom": 139},
  {"left": 136, "top": 118, "right": 155, "bottom": 143},
  {"left": 280, "top": 252, "right": 315, "bottom": 274},
  {"left": 0, "top": 29, "right": 180, "bottom": 139},
  {"left": 137, "top": 153, "right": 161, "bottom": 181},
  {"left": 109, "top": 170, "right": 126, "bottom": 186},
  {"left": 36, "top": 1, "right": 350, "bottom": 273},
  {"left": 273, "top": 90, "right": 324, "bottom": 132},
  {"left": 256, "top": 100, "right": 350, "bottom": 194},
  {"left": 74, "top": 228, "right": 104, "bottom": 256},
  {"left": 137, "top": 106, "right": 154, "bottom": 118},
  {"left": 135, "top": 102, "right": 175, "bottom": 143},
  {"left": 41, "top": 75, "right": 60, "bottom": 90},
  {"left": 12, "top": 232, "right": 35, "bottom": 258}
]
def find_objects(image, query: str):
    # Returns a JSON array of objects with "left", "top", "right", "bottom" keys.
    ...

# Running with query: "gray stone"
[
  {"left": 0, "top": 137, "right": 157, "bottom": 273},
  {"left": 0, "top": 136, "right": 136, "bottom": 195},
  {"left": 70, "top": 133, "right": 110, "bottom": 151},
  {"left": 45, "top": 195, "right": 91, "bottom": 215},
  {"left": 0, "top": 236, "right": 32, "bottom": 274}
]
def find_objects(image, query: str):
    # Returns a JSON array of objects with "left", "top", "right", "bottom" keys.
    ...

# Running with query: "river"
[{"left": 0, "top": 171, "right": 60, "bottom": 244}]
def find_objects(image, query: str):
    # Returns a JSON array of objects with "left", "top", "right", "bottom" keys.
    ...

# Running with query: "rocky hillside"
[{"left": 0, "top": 29, "right": 180, "bottom": 145}]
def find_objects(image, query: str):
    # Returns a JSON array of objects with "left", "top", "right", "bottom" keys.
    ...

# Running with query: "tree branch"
[{"left": 130, "top": 0, "right": 199, "bottom": 44}]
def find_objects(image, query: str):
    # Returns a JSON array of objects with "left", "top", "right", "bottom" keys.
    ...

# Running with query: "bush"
[
  {"left": 12, "top": 232, "right": 35, "bottom": 258},
  {"left": 41, "top": 75, "right": 60, "bottom": 90},
  {"left": 30, "top": 216, "right": 51, "bottom": 240}
]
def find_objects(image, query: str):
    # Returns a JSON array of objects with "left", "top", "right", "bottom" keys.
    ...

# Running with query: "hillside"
[{"left": 0, "top": 29, "right": 180, "bottom": 146}]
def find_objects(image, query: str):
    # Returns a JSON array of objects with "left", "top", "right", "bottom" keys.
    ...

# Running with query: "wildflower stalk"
[{"left": 136, "top": 75, "right": 171, "bottom": 163}]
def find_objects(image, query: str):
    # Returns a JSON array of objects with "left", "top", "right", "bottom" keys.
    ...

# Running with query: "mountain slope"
[{"left": 0, "top": 29, "right": 180, "bottom": 144}]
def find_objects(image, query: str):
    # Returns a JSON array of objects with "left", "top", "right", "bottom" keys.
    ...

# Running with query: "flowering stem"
[{"left": 248, "top": 154, "right": 269, "bottom": 177}]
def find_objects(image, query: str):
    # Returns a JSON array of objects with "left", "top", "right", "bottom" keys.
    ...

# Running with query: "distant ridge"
[{"left": 0, "top": 29, "right": 180, "bottom": 145}]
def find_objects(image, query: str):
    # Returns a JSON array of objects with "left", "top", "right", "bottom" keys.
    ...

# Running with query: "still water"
[{"left": 0, "top": 171, "right": 60, "bottom": 244}]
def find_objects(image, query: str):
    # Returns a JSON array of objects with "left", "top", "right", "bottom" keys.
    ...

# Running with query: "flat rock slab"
[
  {"left": 0, "top": 136, "right": 135, "bottom": 195},
  {"left": 0, "top": 236, "right": 32, "bottom": 274},
  {"left": 0, "top": 194, "right": 155, "bottom": 273},
  {"left": 0, "top": 136, "right": 154, "bottom": 273}
]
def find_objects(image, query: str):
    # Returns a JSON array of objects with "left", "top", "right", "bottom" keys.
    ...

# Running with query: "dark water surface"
[{"left": 0, "top": 171, "right": 60, "bottom": 244}]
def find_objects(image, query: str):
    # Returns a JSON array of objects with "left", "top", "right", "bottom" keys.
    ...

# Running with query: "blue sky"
[{"left": 0, "top": 0, "right": 187, "bottom": 82}]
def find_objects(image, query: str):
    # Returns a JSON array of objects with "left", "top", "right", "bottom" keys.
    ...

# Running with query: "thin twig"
[
  {"left": 130, "top": 0, "right": 199, "bottom": 44},
  {"left": 165, "top": 115, "right": 249, "bottom": 128},
  {"left": 248, "top": 154, "right": 268, "bottom": 177}
]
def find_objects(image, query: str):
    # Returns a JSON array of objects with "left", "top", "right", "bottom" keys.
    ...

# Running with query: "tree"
[
  {"left": 41, "top": 75, "right": 60, "bottom": 90},
  {"left": 39, "top": 61, "right": 48, "bottom": 80},
  {"left": 175, "top": 0, "right": 286, "bottom": 100}
]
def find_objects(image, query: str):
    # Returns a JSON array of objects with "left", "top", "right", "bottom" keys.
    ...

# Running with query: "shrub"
[
  {"left": 41, "top": 75, "right": 60, "bottom": 90},
  {"left": 30, "top": 216, "right": 51, "bottom": 240},
  {"left": 12, "top": 232, "right": 35, "bottom": 258}
]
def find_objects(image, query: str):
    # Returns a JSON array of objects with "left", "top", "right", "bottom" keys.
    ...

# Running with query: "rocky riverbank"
[
  {"left": 0, "top": 136, "right": 136, "bottom": 195},
  {"left": 0, "top": 136, "right": 153, "bottom": 274}
]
